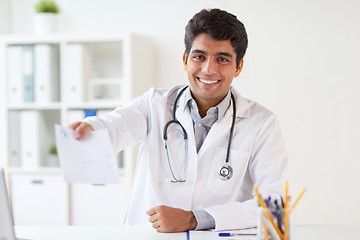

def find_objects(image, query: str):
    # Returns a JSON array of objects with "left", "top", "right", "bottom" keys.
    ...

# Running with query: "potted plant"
[
  {"left": 34, "top": 0, "right": 60, "bottom": 34},
  {"left": 47, "top": 144, "right": 59, "bottom": 167}
]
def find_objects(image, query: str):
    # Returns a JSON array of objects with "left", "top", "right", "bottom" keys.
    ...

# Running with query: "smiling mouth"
[{"left": 196, "top": 76, "right": 220, "bottom": 85}]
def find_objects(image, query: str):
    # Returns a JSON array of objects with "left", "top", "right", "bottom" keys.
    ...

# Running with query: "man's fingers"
[
  {"left": 152, "top": 221, "right": 160, "bottom": 229},
  {"left": 146, "top": 207, "right": 157, "bottom": 216},
  {"left": 146, "top": 205, "right": 197, "bottom": 233},
  {"left": 148, "top": 214, "right": 157, "bottom": 223},
  {"left": 74, "top": 124, "right": 87, "bottom": 140},
  {"left": 68, "top": 121, "right": 81, "bottom": 130},
  {"left": 67, "top": 122, "right": 94, "bottom": 140}
]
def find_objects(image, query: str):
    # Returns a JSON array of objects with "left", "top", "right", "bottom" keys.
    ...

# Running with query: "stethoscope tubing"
[
  {"left": 163, "top": 85, "right": 236, "bottom": 182},
  {"left": 225, "top": 93, "right": 236, "bottom": 164}
]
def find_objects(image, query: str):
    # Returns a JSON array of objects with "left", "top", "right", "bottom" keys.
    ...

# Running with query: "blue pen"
[
  {"left": 218, "top": 232, "right": 257, "bottom": 237},
  {"left": 187, "top": 230, "right": 190, "bottom": 240}
]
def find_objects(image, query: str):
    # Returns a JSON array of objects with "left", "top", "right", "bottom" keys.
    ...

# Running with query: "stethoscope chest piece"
[{"left": 218, "top": 164, "right": 233, "bottom": 181}]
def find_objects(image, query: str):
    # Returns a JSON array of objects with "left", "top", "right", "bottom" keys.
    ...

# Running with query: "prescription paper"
[{"left": 55, "top": 124, "right": 121, "bottom": 184}]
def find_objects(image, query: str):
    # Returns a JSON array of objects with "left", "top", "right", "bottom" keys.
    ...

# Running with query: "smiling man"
[
  {"left": 183, "top": 33, "right": 243, "bottom": 117},
  {"left": 70, "top": 9, "right": 288, "bottom": 232}
]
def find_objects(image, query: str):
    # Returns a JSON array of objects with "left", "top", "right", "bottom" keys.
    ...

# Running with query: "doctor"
[{"left": 70, "top": 9, "right": 287, "bottom": 233}]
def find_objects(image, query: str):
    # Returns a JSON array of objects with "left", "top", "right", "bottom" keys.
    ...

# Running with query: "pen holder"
[{"left": 257, "top": 207, "right": 292, "bottom": 240}]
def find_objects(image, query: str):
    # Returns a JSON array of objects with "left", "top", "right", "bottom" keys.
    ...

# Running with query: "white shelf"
[
  {"left": 0, "top": 34, "right": 130, "bottom": 45},
  {"left": 0, "top": 33, "right": 155, "bottom": 226},
  {"left": 7, "top": 102, "right": 62, "bottom": 110},
  {"left": 66, "top": 102, "right": 124, "bottom": 110}
]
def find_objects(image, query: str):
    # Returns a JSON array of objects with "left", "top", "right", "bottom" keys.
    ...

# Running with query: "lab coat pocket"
[{"left": 207, "top": 147, "right": 250, "bottom": 196}]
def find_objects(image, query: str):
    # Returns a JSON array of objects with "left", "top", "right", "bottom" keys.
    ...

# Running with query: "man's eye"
[
  {"left": 193, "top": 55, "right": 204, "bottom": 61},
  {"left": 218, "top": 57, "right": 229, "bottom": 63}
]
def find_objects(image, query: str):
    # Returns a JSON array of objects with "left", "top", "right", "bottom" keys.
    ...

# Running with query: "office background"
[{"left": 1, "top": 0, "right": 359, "bottom": 226}]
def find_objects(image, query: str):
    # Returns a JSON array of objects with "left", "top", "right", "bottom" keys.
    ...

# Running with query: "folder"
[
  {"left": 6, "top": 46, "right": 23, "bottom": 104},
  {"left": 66, "top": 44, "right": 91, "bottom": 103},
  {"left": 20, "top": 111, "right": 47, "bottom": 168},
  {"left": 8, "top": 111, "right": 21, "bottom": 167},
  {"left": 22, "top": 45, "right": 35, "bottom": 103},
  {"left": 35, "top": 44, "right": 60, "bottom": 103}
]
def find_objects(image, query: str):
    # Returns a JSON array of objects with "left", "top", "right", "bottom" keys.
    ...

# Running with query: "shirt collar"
[{"left": 182, "top": 87, "right": 232, "bottom": 122}]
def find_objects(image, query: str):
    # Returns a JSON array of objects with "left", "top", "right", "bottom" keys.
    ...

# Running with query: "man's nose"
[{"left": 202, "top": 58, "right": 217, "bottom": 74}]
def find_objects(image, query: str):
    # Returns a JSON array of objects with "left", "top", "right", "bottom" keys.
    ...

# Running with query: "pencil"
[
  {"left": 284, "top": 181, "right": 288, "bottom": 209},
  {"left": 262, "top": 219, "right": 270, "bottom": 240},
  {"left": 254, "top": 187, "right": 284, "bottom": 239},
  {"left": 289, "top": 188, "right": 306, "bottom": 212},
  {"left": 283, "top": 210, "right": 289, "bottom": 240}
]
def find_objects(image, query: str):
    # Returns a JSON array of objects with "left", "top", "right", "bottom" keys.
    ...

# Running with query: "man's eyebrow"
[
  {"left": 217, "top": 52, "right": 233, "bottom": 58},
  {"left": 191, "top": 49, "right": 206, "bottom": 55},
  {"left": 190, "top": 49, "right": 233, "bottom": 58}
]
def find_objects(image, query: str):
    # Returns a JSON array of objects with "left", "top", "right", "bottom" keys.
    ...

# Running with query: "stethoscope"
[{"left": 163, "top": 86, "right": 236, "bottom": 183}]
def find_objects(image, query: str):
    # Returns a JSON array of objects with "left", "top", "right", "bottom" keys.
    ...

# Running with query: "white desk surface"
[{"left": 15, "top": 224, "right": 359, "bottom": 240}]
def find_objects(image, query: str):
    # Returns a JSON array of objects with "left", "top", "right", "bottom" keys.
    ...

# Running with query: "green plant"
[
  {"left": 35, "top": 0, "right": 60, "bottom": 13},
  {"left": 49, "top": 145, "right": 57, "bottom": 155}
]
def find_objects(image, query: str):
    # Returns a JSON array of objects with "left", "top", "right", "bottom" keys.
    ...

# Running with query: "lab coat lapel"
[
  {"left": 198, "top": 90, "right": 251, "bottom": 157},
  {"left": 197, "top": 109, "right": 232, "bottom": 157}
]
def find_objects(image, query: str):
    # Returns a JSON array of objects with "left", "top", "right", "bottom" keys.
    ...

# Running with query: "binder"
[
  {"left": 20, "top": 111, "right": 47, "bottom": 168},
  {"left": 8, "top": 111, "right": 21, "bottom": 167},
  {"left": 22, "top": 45, "right": 35, "bottom": 103},
  {"left": 7, "top": 46, "right": 23, "bottom": 104},
  {"left": 66, "top": 44, "right": 91, "bottom": 103},
  {"left": 35, "top": 44, "right": 60, "bottom": 103}
]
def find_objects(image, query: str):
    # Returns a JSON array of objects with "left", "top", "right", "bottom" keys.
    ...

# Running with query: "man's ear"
[
  {"left": 235, "top": 59, "right": 244, "bottom": 77},
  {"left": 183, "top": 52, "right": 188, "bottom": 71}
]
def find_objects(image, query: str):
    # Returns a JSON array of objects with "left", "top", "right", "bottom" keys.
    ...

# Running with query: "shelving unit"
[{"left": 0, "top": 33, "right": 154, "bottom": 225}]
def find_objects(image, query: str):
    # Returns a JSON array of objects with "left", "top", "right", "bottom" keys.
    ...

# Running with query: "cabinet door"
[
  {"left": 10, "top": 174, "right": 69, "bottom": 225},
  {"left": 70, "top": 182, "right": 129, "bottom": 225}
]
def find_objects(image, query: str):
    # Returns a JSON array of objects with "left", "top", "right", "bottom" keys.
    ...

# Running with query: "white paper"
[{"left": 55, "top": 124, "right": 121, "bottom": 184}]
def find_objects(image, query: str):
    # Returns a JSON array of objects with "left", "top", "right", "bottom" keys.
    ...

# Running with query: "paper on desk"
[{"left": 55, "top": 124, "right": 121, "bottom": 184}]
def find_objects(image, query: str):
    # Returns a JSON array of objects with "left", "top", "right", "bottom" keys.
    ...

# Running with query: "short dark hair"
[{"left": 184, "top": 8, "right": 248, "bottom": 67}]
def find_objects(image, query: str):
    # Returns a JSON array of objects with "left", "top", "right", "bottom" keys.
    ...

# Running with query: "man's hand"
[
  {"left": 68, "top": 121, "right": 94, "bottom": 140},
  {"left": 146, "top": 205, "right": 197, "bottom": 233}
]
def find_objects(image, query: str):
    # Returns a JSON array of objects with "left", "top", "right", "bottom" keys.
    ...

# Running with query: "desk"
[{"left": 15, "top": 225, "right": 359, "bottom": 240}]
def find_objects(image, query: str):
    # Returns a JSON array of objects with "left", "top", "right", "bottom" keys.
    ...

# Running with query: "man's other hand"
[{"left": 146, "top": 205, "right": 197, "bottom": 233}]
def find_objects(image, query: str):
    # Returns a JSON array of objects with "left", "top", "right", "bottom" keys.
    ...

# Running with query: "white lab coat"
[{"left": 84, "top": 85, "right": 288, "bottom": 231}]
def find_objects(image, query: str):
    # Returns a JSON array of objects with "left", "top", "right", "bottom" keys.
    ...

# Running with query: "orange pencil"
[
  {"left": 283, "top": 210, "right": 289, "bottom": 240},
  {"left": 284, "top": 181, "right": 288, "bottom": 209},
  {"left": 289, "top": 188, "right": 306, "bottom": 213},
  {"left": 262, "top": 220, "right": 270, "bottom": 240}
]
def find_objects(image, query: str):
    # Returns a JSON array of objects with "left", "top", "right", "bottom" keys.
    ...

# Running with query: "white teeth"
[{"left": 198, "top": 78, "right": 218, "bottom": 84}]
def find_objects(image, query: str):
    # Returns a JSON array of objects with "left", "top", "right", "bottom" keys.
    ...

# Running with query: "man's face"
[{"left": 183, "top": 33, "right": 243, "bottom": 108}]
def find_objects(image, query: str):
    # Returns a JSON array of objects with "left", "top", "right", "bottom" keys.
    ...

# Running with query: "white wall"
[
  {"left": 0, "top": 0, "right": 10, "bottom": 34},
  {"left": 8, "top": 0, "right": 360, "bottom": 225}
]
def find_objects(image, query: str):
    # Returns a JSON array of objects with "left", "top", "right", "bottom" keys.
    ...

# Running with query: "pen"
[
  {"left": 218, "top": 233, "right": 257, "bottom": 237},
  {"left": 186, "top": 230, "right": 190, "bottom": 240},
  {"left": 274, "top": 199, "right": 283, "bottom": 232}
]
